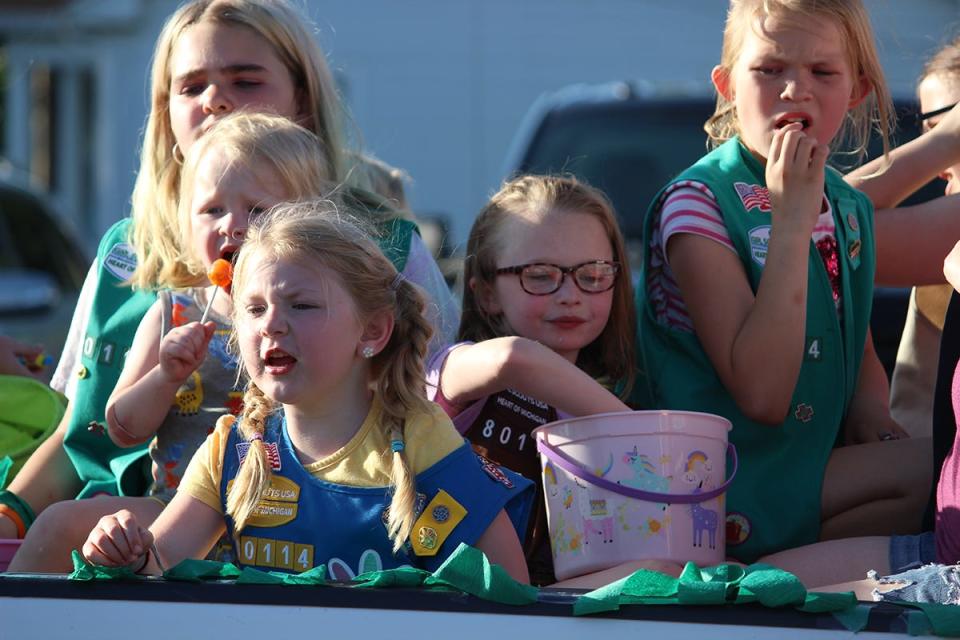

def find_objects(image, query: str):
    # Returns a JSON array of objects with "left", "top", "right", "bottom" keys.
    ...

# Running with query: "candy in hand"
[
  {"left": 201, "top": 259, "right": 234, "bottom": 324},
  {"left": 208, "top": 258, "right": 233, "bottom": 289}
]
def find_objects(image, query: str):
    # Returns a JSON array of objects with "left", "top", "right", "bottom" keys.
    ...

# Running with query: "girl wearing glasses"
[{"left": 426, "top": 175, "right": 636, "bottom": 585}]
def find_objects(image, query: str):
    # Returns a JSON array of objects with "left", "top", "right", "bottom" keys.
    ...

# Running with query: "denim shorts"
[
  {"left": 877, "top": 532, "right": 953, "bottom": 605},
  {"left": 889, "top": 531, "right": 937, "bottom": 574}
]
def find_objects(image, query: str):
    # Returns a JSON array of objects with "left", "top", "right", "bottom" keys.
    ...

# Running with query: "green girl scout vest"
[
  {"left": 634, "top": 138, "right": 875, "bottom": 563},
  {"left": 63, "top": 219, "right": 155, "bottom": 498},
  {"left": 63, "top": 208, "right": 417, "bottom": 499}
]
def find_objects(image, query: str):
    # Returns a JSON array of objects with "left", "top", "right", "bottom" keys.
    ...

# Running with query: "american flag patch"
[
  {"left": 734, "top": 182, "right": 772, "bottom": 212},
  {"left": 236, "top": 441, "right": 282, "bottom": 470}
]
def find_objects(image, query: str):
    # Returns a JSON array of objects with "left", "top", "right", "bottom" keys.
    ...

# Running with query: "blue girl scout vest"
[
  {"left": 634, "top": 138, "right": 875, "bottom": 563},
  {"left": 219, "top": 415, "right": 534, "bottom": 579}
]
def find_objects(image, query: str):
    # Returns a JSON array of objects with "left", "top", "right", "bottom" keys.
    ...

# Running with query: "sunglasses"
[
  {"left": 919, "top": 102, "right": 957, "bottom": 124},
  {"left": 495, "top": 260, "right": 620, "bottom": 295}
]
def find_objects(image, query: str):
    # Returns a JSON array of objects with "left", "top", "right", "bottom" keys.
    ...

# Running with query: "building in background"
[{"left": 1, "top": 0, "right": 958, "bottom": 252}]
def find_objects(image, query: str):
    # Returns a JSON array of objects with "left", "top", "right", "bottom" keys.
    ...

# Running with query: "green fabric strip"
[
  {"left": 163, "top": 558, "right": 241, "bottom": 582},
  {"left": 69, "top": 550, "right": 142, "bottom": 581},
  {"left": 424, "top": 543, "right": 538, "bottom": 605}
]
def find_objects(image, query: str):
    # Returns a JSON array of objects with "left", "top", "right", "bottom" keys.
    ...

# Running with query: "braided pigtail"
[
  {"left": 375, "top": 276, "right": 434, "bottom": 551},
  {"left": 226, "top": 382, "right": 276, "bottom": 532}
]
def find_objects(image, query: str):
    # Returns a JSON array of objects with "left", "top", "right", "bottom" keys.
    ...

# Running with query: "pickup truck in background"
[{"left": 500, "top": 81, "right": 945, "bottom": 377}]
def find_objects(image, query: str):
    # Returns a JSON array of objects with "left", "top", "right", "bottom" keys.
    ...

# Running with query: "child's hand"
[
  {"left": 765, "top": 123, "right": 829, "bottom": 238},
  {"left": 0, "top": 334, "right": 48, "bottom": 381},
  {"left": 158, "top": 321, "right": 215, "bottom": 385},
  {"left": 82, "top": 509, "right": 154, "bottom": 569}
]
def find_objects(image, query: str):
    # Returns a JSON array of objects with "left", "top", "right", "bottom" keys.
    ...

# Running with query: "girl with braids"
[
  {"left": 426, "top": 175, "right": 636, "bottom": 585},
  {"left": 0, "top": 0, "right": 458, "bottom": 546},
  {"left": 10, "top": 112, "right": 342, "bottom": 572},
  {"left": 81, "top": 202, "right": 532, "bottom": 581}
]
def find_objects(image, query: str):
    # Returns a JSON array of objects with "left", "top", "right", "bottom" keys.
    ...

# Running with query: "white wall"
[{"left": 3, "top": 0, "right": 959, "bottom": 250}]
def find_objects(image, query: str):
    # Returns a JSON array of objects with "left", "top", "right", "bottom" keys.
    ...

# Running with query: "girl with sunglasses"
[{"left": 426, "top": 175, "right": 636, "bottom": 586}]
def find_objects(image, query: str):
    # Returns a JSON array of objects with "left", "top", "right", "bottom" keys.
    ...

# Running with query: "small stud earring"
[{"left": 362, "top": 346, "right": 375, "bottom": 359}]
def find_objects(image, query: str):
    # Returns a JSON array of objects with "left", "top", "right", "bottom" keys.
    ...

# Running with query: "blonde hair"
[
  {"left": 920, "top": 34, "right": 960, "bottom": 88},
  {"left": 705, "top": 0, "right": 894, "bottom": 163},
  {"left": 227, "top": 201, "right": 433, "bottom": 551},
  {"left": 172, "top": 111, "right": 335, "bottom": 288},
  {"left": 461, "top": 175, "right": 636, "bottom": 397},
  {"left": 128, "top": 0, "right": 353, "bottom": 289}
]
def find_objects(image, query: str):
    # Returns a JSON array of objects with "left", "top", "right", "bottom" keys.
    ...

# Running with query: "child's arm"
[
  {"left": 437, "top": 337, "right": 629, "bottom": 416},
  {"left": 846, "top": 102, "right": 960, "bottom": 208},
  {"left": 669, "top": 126, "right": 827, "bottom": 424},
  {"left": 105, "top": 302, "right": 214, "bottom": 446},
  {"left": 872, "top": 195, "right": 960, "bottom": 286},
  {"left": 81, "top": 493, "right": 225, "bottom": 574},
  {"left": 843, "top": 330, "right": 909, "bottom": 443},
  {"left": 471, "top": 509, "right": 529, "bottom": 584}
]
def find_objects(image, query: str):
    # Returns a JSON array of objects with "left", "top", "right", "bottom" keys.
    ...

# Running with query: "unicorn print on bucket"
[{"left": 683, "top": 451, "right": 720, "bottom": 550}]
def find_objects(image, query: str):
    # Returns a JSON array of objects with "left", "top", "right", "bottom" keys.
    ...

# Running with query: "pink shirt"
[{"left": 936, "top": 357, "right": 960, "bottom": 563}]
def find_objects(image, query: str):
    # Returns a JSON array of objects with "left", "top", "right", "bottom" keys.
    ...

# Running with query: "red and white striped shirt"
[{"left": 647, "top": 180, "right": 840, "bottom": 332}]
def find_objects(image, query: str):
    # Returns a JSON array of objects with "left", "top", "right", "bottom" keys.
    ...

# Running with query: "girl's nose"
[
  {"left": 780, "top": 73, "right": 811, "bottom": 101},
  {"left": 554, "top": 273, "right": 582, "bottom": 303},
  {"left": 202, "top": 84, "right": 233, "bottom": 114},
  {"left": 221, "top": 211, "right": 248, "bottom": 241},
  {"left": 260, "top": 307, "right": 287, "bottom": 337}
]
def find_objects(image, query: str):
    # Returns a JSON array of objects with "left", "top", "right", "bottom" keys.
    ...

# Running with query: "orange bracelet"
[
  {"left": 106, "top": 402, "right": 140, "bottom": 443},
  {"left": 0, "top": 504, "right": 26, "bottom": 539}
]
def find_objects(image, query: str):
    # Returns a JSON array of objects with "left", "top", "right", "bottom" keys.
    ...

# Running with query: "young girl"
[
  {"left": 8, "top": 112, "right": 334, "bottom": 571},
  {"left": 427, "top": 175, "right": 636, "bottom": 585},
  {"left": 0, "top": 0, "right": 457, "bottom": 543},
  {"left": 81, "top": 202, "right": 531, "bottom": 582},
  {"left": 634, "top": 0, "right": 930, "bottom": 567}
]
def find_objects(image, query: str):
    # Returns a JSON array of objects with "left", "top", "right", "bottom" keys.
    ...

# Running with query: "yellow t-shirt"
[{"left": 179, "top": 399, "right": 465, "bottom": 514}]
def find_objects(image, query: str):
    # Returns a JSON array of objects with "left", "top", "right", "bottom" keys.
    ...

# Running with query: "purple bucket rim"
[{"left": 532, "top": 409, "right": 732, "bottom": 440}]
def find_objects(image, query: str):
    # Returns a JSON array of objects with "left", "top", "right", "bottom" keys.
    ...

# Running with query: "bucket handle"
[{"left": 536, "top": 437, "right": 737, "bottom": 504}]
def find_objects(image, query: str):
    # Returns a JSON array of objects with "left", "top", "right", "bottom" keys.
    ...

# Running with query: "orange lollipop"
[
  {"left": 208, "top": 258, "right": 233, "bottom": 288},
  {"left": 201, "top": 259, "right": 233, "bottom": 323}
]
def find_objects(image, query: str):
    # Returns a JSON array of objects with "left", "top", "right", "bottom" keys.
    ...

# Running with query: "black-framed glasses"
[{"left": 495, "top": 260, "right": 620, "bottom": 295}]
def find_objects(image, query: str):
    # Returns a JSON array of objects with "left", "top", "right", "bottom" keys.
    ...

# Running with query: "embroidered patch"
[
  {"left": 410, "top": 490, "right": 467, "bottom": 557},
  {"left": 236, "top": 440, "right": 282, "bottom": 470},
  {"left": 846, "top": 212, "right": 859, "bottom": 232},
  {"left": 476, "top": 453, "right": 514, "bottom": 488},
  {"left": 794, "top": 403, "right": 815, "bottom": 423},
  {"left": 103, "top": 242, "right": 138, "bottom": 281},
  {"left": 734, "top": 182, "right": 772, "bottom": 212},
  {"left": 418, "top": 526, "right": 438, "bottom": 550},
  {"left": 725, "top": 512, "right": 751, "bottom": 546},
  {"left": 748, "top": 225, "right": 771, "bottom": 266}
]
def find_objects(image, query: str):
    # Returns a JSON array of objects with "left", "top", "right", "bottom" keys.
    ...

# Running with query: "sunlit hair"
[
  {"left": 172, "top": 111, "right": 335, "bottom": 288},
  {"left": 920, "top": 34, "right": 960, "bottom": 89},
  {"left": 226, "top": 201, "right": 433, "bottom": 550},
  {"left": 705, "top": 0, "right": 893, "bottom": 164},
  {"left": 129, "top": 0, "right": 358, "bottom": 289},
  {"left": 460, "top": 175, "right": 635, "bottom": 397}
]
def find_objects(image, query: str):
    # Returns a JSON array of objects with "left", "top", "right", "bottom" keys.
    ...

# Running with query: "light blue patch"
[{"left": 748, "top": 225, "right": 771, "bottom": 266}]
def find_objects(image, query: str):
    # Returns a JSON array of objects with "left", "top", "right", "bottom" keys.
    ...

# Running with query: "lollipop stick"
[{"left": 200, "top": 286, "right": 218, "bottom": 324}]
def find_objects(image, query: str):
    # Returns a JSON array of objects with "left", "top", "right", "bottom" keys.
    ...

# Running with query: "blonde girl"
[
  {"left": 635, "top": 0, "right": 930, "bottom": 574},
  {"left": 427, "top": 174, "right": 635, "bottom": 585},
  {"left": 1, "top": 0, "right": 457, "bottom": 543},
  {"left": 9, "top": 112, "right": 334, "bottom": 572},
  {"left": 82, "top": 202, "right": 531, "bottom": 582}
]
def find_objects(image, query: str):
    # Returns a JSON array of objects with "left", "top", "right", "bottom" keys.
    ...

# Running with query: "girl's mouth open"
[
  {"left": 775, "top": 116, "right": 810, "bottom": 129},
  {"left": 264, "top": 348, "right": 297, "bottom": 375}
]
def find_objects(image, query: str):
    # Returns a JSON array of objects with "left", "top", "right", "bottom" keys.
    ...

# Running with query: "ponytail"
[{"left": 226, "top": 382, "right": 276, "bottom": 532}]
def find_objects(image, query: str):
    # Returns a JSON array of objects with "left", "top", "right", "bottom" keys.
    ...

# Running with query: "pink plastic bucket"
[
  {"left": 534, "top": 410, "right": 735, "bottom": 581},
  {"left": 0, "top": 539, "right": 21, "bottom": 572}
]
